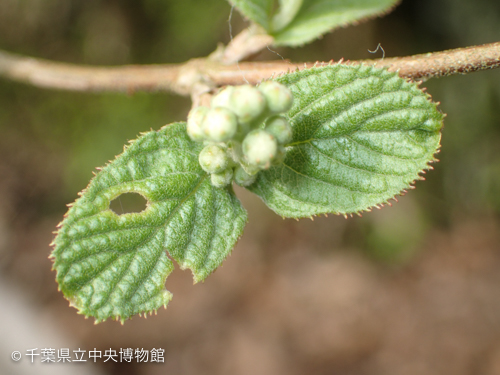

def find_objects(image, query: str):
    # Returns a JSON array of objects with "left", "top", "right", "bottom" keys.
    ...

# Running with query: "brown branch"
[
  {"left": 366, "top": 41, "right": 500, "bottom": 80},
  {"left": 0, "top": 49, "right": 188, "bottom": 94},
  {"left": 211, "top": 42, "right": 500, "bottom": 84},
  {"left": 1, "top": 42, "right": 499, "bottom": 96}
]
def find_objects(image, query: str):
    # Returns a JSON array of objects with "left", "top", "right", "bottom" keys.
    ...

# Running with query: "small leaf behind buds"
[{"left": 228, "top": 0, "right": 399, "bottom": 47}]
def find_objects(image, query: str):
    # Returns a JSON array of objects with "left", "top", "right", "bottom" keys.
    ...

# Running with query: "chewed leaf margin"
[
  {"left": 50, "top": 122, "right": 248, "bottom": 323},
  {"left": 248, "top": 63, "right": 444, "bottom": 218}
]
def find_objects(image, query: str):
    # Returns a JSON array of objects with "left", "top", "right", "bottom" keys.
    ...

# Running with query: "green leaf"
[
  {"left": 248, "top": 64, "right": 444, "bottom": 218},
  {"left": 271, "top": 0, "right": 304, "bottom": 32},
  {"left": 228, "top": 0, "right": 399, "bottom": 47},
  {"left": 51, "top": 123, "right": 247, "bottom": 323},
  {"left": 272, "top": 0, "right": 400, "bottom": 46},
  {"left": 228, "top": 0, "right": 275, "bottom": 30}
]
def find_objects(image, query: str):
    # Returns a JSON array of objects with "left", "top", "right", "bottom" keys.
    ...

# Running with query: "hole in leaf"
[{"left": 109, "top": 193, "right": 148, "bottom": 215}]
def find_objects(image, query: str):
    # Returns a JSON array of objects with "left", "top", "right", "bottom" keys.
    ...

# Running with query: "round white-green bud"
[
  {"left": 201, "top": 107, "right": 238, "bottom": 142},
  {"left": 240, "top": 159, "right": 261, "bottom": 176},
  {"left": 258, "top": 81, "right": 293, "bottom": 114},
  {"left": 198, "top": 144, "right": 229, "bottom": 174},
  {"left": 187, "top": 106, "right": 209, "bottom": 142},
  {"left": 234, "top": 166, "right": 258, "bottom": 187},
  {"left": 211, "top": 86, "right": 235, "bottom": 110},
  {"left": 229, "top": 85, "right": 267, "bottom": 124},
  {"left": 265, "top": 116, "right": 293, "bottom": 145},
  {"left": 211, "top": 167, "right": 234, "bottom": 188},
  {"left": 242, "top": 129, "right": 278, "bottom": 170}
]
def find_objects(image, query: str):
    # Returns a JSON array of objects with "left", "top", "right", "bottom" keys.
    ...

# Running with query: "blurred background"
[{"left": 0, "top": 0, "right": 500, "bottom": 374}]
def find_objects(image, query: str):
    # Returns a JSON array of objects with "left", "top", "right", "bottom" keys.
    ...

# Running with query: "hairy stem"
[{"left": 1, "top": 42, "right": 499, "bottom": 95}]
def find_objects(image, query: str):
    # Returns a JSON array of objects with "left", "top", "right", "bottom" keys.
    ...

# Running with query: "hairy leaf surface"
[
  {"left": 248, "top": 64, "right": 444, "bottom": 218},
  {"left": 51, "top": 123, "right": 247, "bottom": 322}
]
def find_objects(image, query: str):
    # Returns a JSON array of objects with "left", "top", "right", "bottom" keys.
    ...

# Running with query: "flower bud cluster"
[{"left": 187, "top": 82, "right": 293, "bottom": 188}]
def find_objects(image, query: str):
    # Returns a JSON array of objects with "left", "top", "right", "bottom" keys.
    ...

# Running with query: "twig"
[
  {"left": 220, "top": 25, "right": 275, "bottom": 65},
  {"left": 212, "top": 42, "right": 500, "bottom": 84},
  {"left": 1, "top": 42, "right": 499, "bottom": 95},
  {"left": 0, "top": 49, "right": 186, "bottom": 94},
  {"left": 366, "top": 42, "right": 500, "bottom": 80}
]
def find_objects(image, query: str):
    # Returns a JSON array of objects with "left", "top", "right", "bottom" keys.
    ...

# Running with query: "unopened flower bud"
[
  {"left": 227, "top": 140, "right": 243, "bottom": 164},
  {"left": 187, "top": 106, "right": 209, "bottom": 142},
  {"left": 211, "top": 86, "right": 235, "bottom": 109},
  {"left": 258, "top": 81, "right": 293, "bottom": 114},
  {"left": 240, "top": 160, "right": 261, "bottom": 176},
  {"left": 198, "top": 144, "right": 229, "bottom": 174},
  {"left": 234, "top": 166, "right": 258, "bottom": 187},
  {"left": 242, "top": 129, "right": 278, "bottom": 170},
  {"left": 265, "top": 116, "right": 293, "bottom": 145},
  {"left": 210, "top": 167, "right": 234, "bottom": 188},
  {"left": 201, "top": 107, "right": 238, "bottom": 142},
  {"left": 230, "top": 85, "right": 267, "bottom": 124}
]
